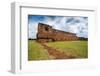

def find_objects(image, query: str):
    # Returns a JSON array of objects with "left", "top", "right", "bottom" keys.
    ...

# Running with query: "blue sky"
[{"left": 28, "top": 15, "right": 88, "bottom": 39}]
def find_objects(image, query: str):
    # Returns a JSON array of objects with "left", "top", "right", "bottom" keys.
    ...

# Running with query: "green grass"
[
  {"left": 47, "top": 41, "right": 88, "bottom": 58},
  {"left": 28, "top": 40, "right": 88, "bottom": 60},
  {"left": 28, "top": 40, "right": 51, "bottom": 60}
]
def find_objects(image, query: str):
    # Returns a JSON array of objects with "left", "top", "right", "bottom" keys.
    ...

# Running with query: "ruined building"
[{"left": 37, "top": 23, "right": 79, "bottom": 42}]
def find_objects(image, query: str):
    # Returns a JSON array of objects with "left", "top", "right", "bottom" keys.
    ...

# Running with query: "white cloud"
[
  {"left": 67, "top": 24, "right": 79, "bottom": 33},
  {"left": 28, "top": 22, "right": 38, "bottom": 39}
]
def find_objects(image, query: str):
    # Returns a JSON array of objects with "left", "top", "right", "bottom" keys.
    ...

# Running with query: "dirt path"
[{"left": 40, "top": 43, "right": 75, "bottom": 59}]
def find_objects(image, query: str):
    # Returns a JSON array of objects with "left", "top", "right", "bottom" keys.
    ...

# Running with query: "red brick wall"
[{"left": 37, "top": 23, "right": 78, "bottom": 42}]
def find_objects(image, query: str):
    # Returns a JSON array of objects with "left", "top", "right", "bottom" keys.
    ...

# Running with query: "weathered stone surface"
[{"left": 37, "top": 23, "right": 79, "bottom": 42}]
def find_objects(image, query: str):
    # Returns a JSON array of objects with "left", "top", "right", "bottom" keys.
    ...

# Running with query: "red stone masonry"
[{"left": 37, "top": 23, "right": 79, "bottom": 42}]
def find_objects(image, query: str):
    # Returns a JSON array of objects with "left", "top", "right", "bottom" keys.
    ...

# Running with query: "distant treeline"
[
  {"left": 78, "top": 37, "right": 88, "bottom": 41},
  {"left": 28, "top": 37, "right": 88, "bottom": 41},
  {"left": 28, "top": 38, "right": 36, "bottom": 40}
]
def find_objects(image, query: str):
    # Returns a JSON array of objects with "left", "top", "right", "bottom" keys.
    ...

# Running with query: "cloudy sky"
[{"left": 28, "top": 15, "right": 88, "bottom": 39}]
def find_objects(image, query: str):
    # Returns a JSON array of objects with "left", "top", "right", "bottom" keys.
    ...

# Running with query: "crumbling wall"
[{"left": 37, "top": 23, "right": 78, "bottom": 42}]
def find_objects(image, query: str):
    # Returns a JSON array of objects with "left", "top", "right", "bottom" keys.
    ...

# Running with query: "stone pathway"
[{"left": 40, "top": 43, "right": 75, "bottom": 59}]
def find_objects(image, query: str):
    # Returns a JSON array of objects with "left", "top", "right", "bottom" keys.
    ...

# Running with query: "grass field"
[
  {"left": 48, "top": 41, "right": 88, "bottom": 58},
  {"left": 28, "top": 40, "right": 88, "bottom": 60},
  {"left": 28, "top": 40, "right": 51, "bottom": 60}
]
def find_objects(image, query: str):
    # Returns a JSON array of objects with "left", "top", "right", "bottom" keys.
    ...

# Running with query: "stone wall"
[{"left": 37, "top": 23, "right": 78, "bottom": 42}]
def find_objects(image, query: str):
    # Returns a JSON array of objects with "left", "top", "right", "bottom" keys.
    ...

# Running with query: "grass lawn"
[
  {"left": 28, "top": 40, "right": 51, "bottom": 60},
  {"left": 47, "top": 41, "right": 88, "bottom": 58},
  {"left": 28, "top": 40, "right": 88, "bottom": 60}
]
